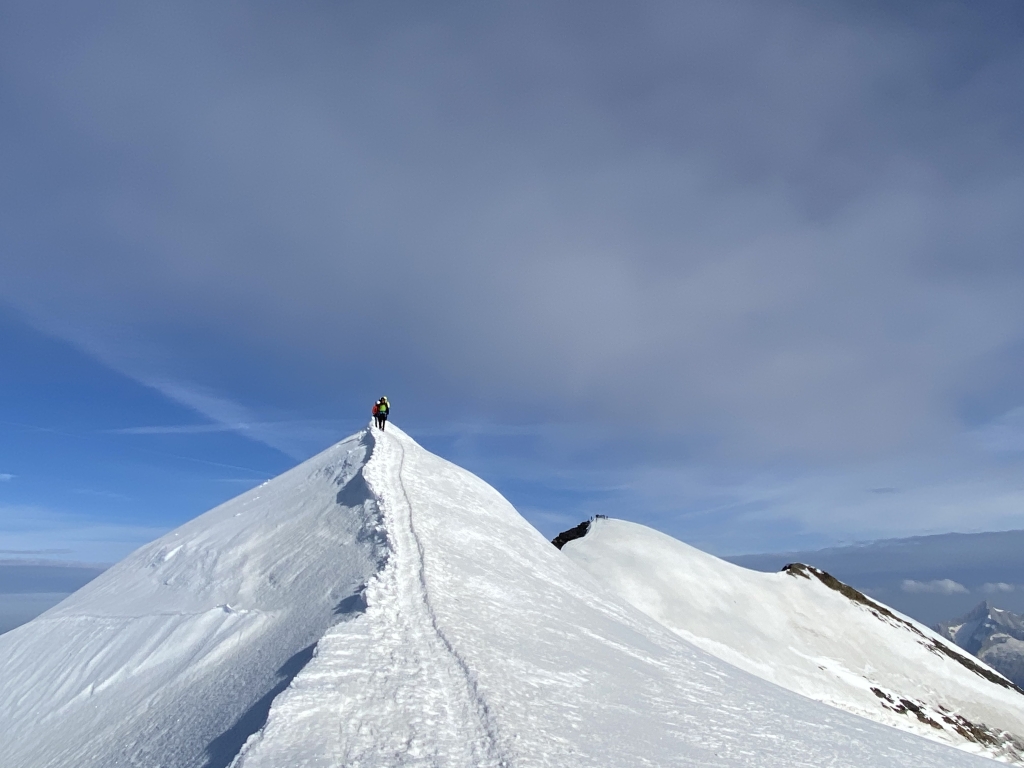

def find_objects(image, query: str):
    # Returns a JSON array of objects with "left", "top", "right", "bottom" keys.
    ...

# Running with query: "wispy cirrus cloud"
[
  {"left": 105, "top": 419, "right": 339, "bottom": 440},
  {"left": 105, "top": 424, "right": 245, "bottom": 435},
  {"left": 111, "top": 375, "right": 354, "bottom": 461},
  {"left": 73, "top": 489, "right": 130, "bottom": 500},
  {"left": 901, "top": 579, "right": 969, "bottom": 595},
  {"left": 0, "top": 474, "right": 14, "bottom": 482},
  {"left": 122, "top": 376, "right": 312, "bottom": 460},
  {"left": 0, "top": 314, "right": 323, "bottom": 461},
  {"left": 0, "top": 548, "right": 72, "bottom": 555}
]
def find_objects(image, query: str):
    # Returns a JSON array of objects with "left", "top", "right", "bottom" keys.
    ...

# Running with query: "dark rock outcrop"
[
  {"left": 784, "top": 563, "right": 1023, "bottom": 694},
  {"left": 551, "top": 520, "right": 592, "bottom": 550}
]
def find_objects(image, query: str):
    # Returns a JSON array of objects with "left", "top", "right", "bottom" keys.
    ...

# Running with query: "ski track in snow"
[{"left": 236, "top": 430, "right": 506, "bottom": 768}]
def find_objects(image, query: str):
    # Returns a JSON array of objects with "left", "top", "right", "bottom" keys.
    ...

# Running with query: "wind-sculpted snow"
[
  {"left": 563, "top": 517, "right": 1024, "bottom": 764},
  {"left": 0, "top": 427, "right": 1005, "bottom": 767},
  {"left": 234, "top": 427, "right": 993, "bottom": 767},
  {"left": 0, "top": 431, "right": 386, "bottom": 768}
]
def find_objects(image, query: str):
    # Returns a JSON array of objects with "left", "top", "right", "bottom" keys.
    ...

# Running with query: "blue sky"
[{"left": 2, "top": 0, "right": 1024, "bottom": 563}]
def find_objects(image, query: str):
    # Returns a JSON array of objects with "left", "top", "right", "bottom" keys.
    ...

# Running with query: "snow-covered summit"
[
  {"left": 562, "top": 517, "right": 1024, "bottom": 763},
  {"left": 0, "top": 427, "right": 1006, "bottom": 767}
]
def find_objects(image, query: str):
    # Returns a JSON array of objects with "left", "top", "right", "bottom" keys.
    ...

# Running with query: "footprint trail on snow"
[{"left": 234, "top": 428, "right": 506, "bottom": 768}]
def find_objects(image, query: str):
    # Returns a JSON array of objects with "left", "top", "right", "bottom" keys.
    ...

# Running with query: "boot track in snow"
[
  {"left": 362, "top": 429, "right": 507, "bottom": 767},
  {"left": 233, "top": 428, "right": 508, "bottom": 767}
]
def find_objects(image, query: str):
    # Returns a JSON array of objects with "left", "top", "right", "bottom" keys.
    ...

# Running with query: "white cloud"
[
  {"left": 901, "top": 579, "right": 969, "bottom": 595},
  {"left": 0, "top": 474, "right": 14, "bottom": 482},
  {"left": 105, "top": 424, "right": 243, "bottom": 435},
  {"left": 7, "top": 317, "right": 318, "bottom": 461},
  {"left": 982, "top": 582, "right": 1018, "bottom": 594}
]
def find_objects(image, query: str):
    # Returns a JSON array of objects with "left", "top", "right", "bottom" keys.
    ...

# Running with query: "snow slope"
[
  {"left": 234, "top": 428, "right": 995, "bottom": 767},
  {"left": 563, "top": 517, "right": 1024, "bottom": 763},
  {"left": 0, "top": 426, "right": 1006, "bottom": 767},
  {"left": 0, "top": 431, "right": 385, "bottom": 768}
]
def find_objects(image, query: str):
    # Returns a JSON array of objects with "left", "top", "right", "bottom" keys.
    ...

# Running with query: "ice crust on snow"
[
  {"left": 0, "top": 427, "right": 1006, "bottom": 767},
  {"left": 563, "top": 517, "right": 1024, "bottom": 763}
]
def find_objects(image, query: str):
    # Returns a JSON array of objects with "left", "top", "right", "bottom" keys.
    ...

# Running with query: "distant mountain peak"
[
  {"left": 966, "top": 600, "right": 996, "bottom": 620},
  {"left": 937, "top": 603, "right": 1024, "bottom": 691}
]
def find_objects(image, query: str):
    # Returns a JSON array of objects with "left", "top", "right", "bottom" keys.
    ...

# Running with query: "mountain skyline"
[{"left": 9, "top": 510, "right": 1024, "bottom": 636}]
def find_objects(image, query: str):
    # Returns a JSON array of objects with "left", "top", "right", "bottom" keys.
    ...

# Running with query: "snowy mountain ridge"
[
  {"left": 562, "top": 517, "right": 1024, "bottom": 763},
  {"left": 782, "top": 563, "right": 1021, "bottom": 694},
  {"left": 0, "top": 426, "right": 1011, "bottom": 767}
]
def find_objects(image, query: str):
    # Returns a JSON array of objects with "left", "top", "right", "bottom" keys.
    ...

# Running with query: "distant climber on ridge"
[{"left": 373, "top": 396, "right": 390, "bottom": 430}]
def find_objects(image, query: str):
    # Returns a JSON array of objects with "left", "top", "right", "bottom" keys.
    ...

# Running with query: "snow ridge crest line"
[
  {"left": 386, "top": 432, "right": 510, "bottom": 768},
  {"left": 230, "top": 427, "right": 509, "bottom": 767},
  {"left": 366, "top": 429, "right": 509, "bottom": 767}
]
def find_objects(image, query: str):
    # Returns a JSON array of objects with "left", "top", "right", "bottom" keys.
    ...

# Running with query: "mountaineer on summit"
[{"left": 372, "top": 396, "right": 390, "bottom": 430}]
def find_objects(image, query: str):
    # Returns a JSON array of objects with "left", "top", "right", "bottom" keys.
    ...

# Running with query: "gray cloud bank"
[{"left": 2, "top": 1, "right": 1024, "bottom": 545}]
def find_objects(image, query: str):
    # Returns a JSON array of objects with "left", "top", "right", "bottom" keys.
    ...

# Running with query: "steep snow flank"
[
  {"left": 563, "top": 517, "right": 1024, "bottom": 763},
  {"left": 0, "top": 430, "right": 386, "bottom": 768},
  {"left": 235, "top": 427, "right": 994, "bottom": 768}
]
